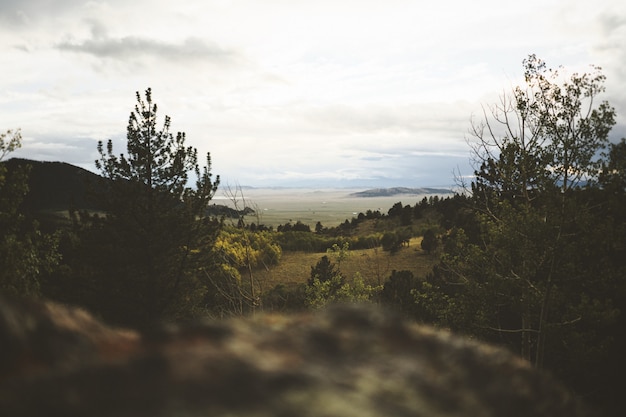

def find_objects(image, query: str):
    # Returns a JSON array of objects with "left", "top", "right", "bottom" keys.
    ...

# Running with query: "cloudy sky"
[{"left": 2, "top": 0, "right": 625, "bottom": 188}]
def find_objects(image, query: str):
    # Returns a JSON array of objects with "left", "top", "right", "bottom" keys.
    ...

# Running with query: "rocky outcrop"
[{"left": 0, "top": 296, "right": 589, "bottom": 416}]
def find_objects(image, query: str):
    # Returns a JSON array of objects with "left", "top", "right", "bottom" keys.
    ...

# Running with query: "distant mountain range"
[{"left": 349, "top": 187, "right": 453, "bottom": 198}]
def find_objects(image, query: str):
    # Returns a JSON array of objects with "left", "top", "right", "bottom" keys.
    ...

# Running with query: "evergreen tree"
[
  {"left": 78, "top": 89, "right": 220, "bottom": 326},
  {"left": 309, "top": 255, "right": 343, "bottom": 286},
  {"left": 420, "top": 229, "right": 438, "bottom": 254},
  {"left": 380, "top": 270, "right": 418, "bottom": 316}
]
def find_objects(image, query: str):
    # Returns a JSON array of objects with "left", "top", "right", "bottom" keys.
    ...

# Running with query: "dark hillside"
[
  {"left": 1, "top": 158, "right": 106, "bottom": 212},
  {"left": 1, "top": 158, "right": 246, "bottom": 218}
]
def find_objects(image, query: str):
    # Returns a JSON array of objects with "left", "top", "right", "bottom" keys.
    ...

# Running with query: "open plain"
[{"left": 215, "top": 187, "right": 452, "bottom": 228}]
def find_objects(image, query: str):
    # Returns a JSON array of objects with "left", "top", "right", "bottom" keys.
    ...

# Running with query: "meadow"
[
  {"left": 215, "top": 187, "right": 450, "bottom": 228},
  {"left": 254, "top": 236, "right": 437, "bottom": 292},
  {"left": 215, "top": 188, "right": 446, "bottom": 296}
]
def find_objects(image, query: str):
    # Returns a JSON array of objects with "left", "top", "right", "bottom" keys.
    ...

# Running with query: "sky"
[{"left": 1, "top": 0, "right": 625, "bottom": 188}]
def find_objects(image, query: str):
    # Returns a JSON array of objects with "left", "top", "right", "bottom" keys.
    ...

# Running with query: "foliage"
[
  {"left": 378, "top": 270, "right": 420, "bottom": 317},
  {"left": 276, "top": 231, "right": 379, "bottom": 252},
  {"left": 413, "top": 56, "right": 623, "bottom": 413},
  {"left": 305, "top": 243, "right": 381, "bottom": 308},
  {"left": 0, "top": 129, "right": 22, "bottom": 160},
  {"left": 420, "top": 229, "right": 438, "bottom": 254},
  {"left": 0, "top": 129, "right": 60, "bottom": 297},
  {"left": 215, "top": 228, "right": 282, "bottom": 269},
  {"left": 261, "top": 283, "right": 308, "bottom": 312},
  {"left": 600, "top": 138, "right": 626, "bottom": 192},
  {"left": 387, "top": 202, "right": 414, "bottom": 226},
  {"left": 305, "top": 273, "right": 380, "bottom": 309},
  {"left": 470, "top": 54, "right": 615, "bottom": 201},
  {"left": 309, "top": 255, "right": 344, "bottom": 286},
  {"left": 456, "top": 55, "right": 618, "bottom": 361},
  {"left": 380, "top": 229, "right": 411, "bottom": 253},
  {"left": 326, "top": 241, "right": 350, "bottom": 266},
  {"left": 277, "top": 220, "right": 311, "bottom": 232},
  {"left": 68, "top": 89, "right": 220, "bottom": 326},
  {"left": 200, "top": 261, "right": 259, "bottom": 318}
]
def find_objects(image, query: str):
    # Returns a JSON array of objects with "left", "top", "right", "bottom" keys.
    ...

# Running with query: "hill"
[
  {"left": 1, "top": 158, "right": 252, "bottom": 217},
  {"left": 1, "top": 159, "right": 447, "bottom": 223},
  {"left": 1, "top": 158, "right": 106, "bottom": 212},
  {"left": 349, "top": 187, "right": 453, "bottom": 197}
]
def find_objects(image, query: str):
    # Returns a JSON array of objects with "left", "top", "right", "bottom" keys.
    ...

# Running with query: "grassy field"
[
  {"left": 219, "top": 188, "right": 444, "bottom": 300},
  {"left": 254, "top": 237, "right": 438, "bottom": 293},
  {"left": 215, "top": 188, "right": 448, "bottom": 228}
]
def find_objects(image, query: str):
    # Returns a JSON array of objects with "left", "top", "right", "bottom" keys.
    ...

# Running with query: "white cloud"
[
  {"left": 55, "top": 23, "right": 239, "bottom": 67},
  {"left": 1, "top": 0, "right": 625, "bottom": 187}
]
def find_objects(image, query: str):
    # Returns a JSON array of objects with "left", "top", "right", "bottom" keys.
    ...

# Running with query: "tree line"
[{"left": 381, "top": 56, "right": 625, "bottom": 416}]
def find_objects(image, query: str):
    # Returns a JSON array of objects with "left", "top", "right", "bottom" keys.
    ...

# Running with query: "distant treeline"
[{"left": 206, "top": 204, "right": 255, "bottom": 218}]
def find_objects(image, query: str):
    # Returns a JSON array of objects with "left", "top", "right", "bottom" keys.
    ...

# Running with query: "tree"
[
  {"left": 469, "top": 56, "right": 614, "bottom": 360},
  {"left": 309, "top": 255, "right": 343, "bottom": 286},
  {"left": 380, "top": 270, "right": 419, "bottom": 316},
  {"left": 470, "top": 55, "right": 614, "bottom": 205},
  {"left": 427, "top": 56, "right": 618, "bottom": 374},
  {"left": 600, "top": 138, "right": 626, "bottom": 192},
  {"left": 0, "top": 129, "right": 60, "bottom": 296},
  {"left": 380, "top": 232, "right": 400, "bottom": 253},
  {"left": 420, "top": 229, "right": 438, "bottom": 254},
  {"left": 205, "top": 185, "right": 283, "bottom": 317},
  {"left": 77, "top": 89, "right": 220, "bottom": 326},
  {"left": 387, "top": 202, "right": 403, "bottom": 218}
]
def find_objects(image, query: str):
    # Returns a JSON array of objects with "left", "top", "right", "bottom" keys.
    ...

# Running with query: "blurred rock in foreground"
[{"left": 0, "top": 296, "right": 590, "bottom": 417}]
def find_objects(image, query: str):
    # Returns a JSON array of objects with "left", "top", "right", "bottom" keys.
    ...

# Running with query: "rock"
[{"left": 0, "top": 296, "right": 590, "bottom": 416}]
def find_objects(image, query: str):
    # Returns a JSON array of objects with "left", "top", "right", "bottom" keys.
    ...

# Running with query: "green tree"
[
  {"left": 470, "top": 54, "right": 615, "bottom": 204},
  {"left": 0, "top": 129, "right": 60, "bottom": 296},
  {"left": 379, "top": 270, "right": 419, "bottom": 316},
  {"left": 462, "top": 55, "right": 617, "bottom": 364},
  {"left": 305, "top": 272, "right": 379, "bottom": 309},
  {"left": 420, "top": 229, "right": 438, "bottom": 254},
  {"left": 524, "top": 55, "right": 615, "bottom": 192},
  {"left": 416, "top": 55, "right": 620, "bottom": 403},
  {"left": 326, "top": 241, "right": 350, "bottom": 267},
  {"left": 305, "top": 241, "right": 381, "bottom": 309},
  {"left": 78, "top": 89, "right": 220, "bottom": 326},
  {"left": 600, "top": 138, "right": 626, "bottom": 192},
  {"left": 207, "top": 225, "right": 282, "bottom": 317},
  {"left": 309, "top": 255, "right": 343, "bottom": 286},
  {"left": 380, "top": 232, "right": 400, "bottom": 253}
]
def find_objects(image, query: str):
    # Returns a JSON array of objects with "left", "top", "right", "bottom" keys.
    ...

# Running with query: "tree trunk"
[{"left": 521, "top": 285, "right": 532, "bottom": 362}]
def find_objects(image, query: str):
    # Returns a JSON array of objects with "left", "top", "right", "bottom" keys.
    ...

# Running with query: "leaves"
[
  {"left": 75, "top": 89, "right": 221, "bottom": 325},
  {"left": 0, "top": 130, "right": 60, "bottom": 297}
]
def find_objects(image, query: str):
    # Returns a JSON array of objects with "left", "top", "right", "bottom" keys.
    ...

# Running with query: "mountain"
[
  {"left": 1, "top": 158, "right": 249, "bottom": 217},
  {"left": 1, "top": 158, "right": 106, "bottom": 212},
  {"left": 349, "top": 187, "right": 453, "bottom": 198}
]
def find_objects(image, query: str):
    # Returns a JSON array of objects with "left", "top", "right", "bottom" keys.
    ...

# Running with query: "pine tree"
[
  {"left": 420, "top": 229, "right": 438, "bottom": 254},
  {"left": 81, "top": 89, "right": 220, "bottom": 326}
]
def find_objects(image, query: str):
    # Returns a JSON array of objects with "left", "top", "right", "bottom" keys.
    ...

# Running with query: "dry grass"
[{"left": 254, "top": 237, "right": 438, "bottom": 293}]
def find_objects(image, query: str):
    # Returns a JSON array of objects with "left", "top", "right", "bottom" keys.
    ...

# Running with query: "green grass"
[{"left": 254, "top": 237, "right": 438, "bottom": 293}]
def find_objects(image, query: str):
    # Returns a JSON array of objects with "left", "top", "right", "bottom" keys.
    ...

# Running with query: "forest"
[{"left": 1, "top": 56, "right": 625, "bottom": 416}]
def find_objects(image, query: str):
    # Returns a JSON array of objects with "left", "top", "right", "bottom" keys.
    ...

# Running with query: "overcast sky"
[{"left": 2, "top": 0, "right": 625, "bottom": 188}]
